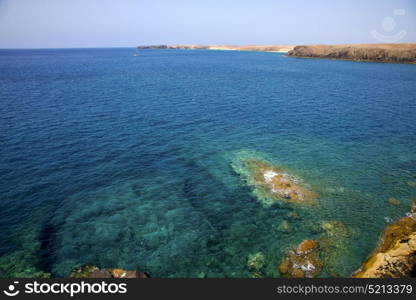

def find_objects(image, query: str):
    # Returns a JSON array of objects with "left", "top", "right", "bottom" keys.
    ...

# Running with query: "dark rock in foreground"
[{"left": 287, "top": 44, "right": 416, "bottom": 64}]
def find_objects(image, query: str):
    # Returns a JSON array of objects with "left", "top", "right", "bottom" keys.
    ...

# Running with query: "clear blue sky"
[{"left": 0, "top": 0, "right": 415, "bottom": 48}]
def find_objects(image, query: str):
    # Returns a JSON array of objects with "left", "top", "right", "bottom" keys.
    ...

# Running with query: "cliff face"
[
  {"left": 287, "top": 44, "right": 416, "bottom": 64},
  {"left": 353, "top": 202, "right": 416, "bottom": 278}
]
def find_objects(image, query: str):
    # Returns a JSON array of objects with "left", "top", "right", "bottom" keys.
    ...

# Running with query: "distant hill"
[
  {"left": 137, "top": 45, "right": 294, "bottom": 53},
  {"left": 287, "top": 44, "right": 416, "bottom": 64}
]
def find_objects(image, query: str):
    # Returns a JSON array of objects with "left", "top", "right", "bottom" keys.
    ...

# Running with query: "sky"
[{"left": 0, "top": 0, "right": 415, "bottom": 48}]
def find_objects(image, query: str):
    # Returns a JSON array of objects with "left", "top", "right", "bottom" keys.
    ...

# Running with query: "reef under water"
[{"left": 231, "top": 152, "right": 318, "bottom": 206}]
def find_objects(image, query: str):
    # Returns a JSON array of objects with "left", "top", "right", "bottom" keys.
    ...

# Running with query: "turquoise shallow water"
[{"left": 0, "top": 48, "right": 415, "bottom": 277}]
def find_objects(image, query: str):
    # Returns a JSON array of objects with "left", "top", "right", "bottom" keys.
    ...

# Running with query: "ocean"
[{"left": 0, "top": 48, "right": 415, "bottom": 277}]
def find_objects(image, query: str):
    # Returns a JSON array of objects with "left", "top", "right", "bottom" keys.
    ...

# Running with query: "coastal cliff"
[
  {"left": 287, "top": 44, "right": 416, "bottom": 64},
  {"left": 353, "top": 201, "right": 416, "bottom": 278}
]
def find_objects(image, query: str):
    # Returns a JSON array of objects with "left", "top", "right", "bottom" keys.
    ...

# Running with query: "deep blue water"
[{"left": 0, "top": 48, "right": 415, "bottom": 277}]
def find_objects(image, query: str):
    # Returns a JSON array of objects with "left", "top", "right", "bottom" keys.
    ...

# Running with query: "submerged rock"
[
  {"left": 315, "top": 220, "right": 355, "bottom": 277},
  {"left": 277, "top": 220, "right": 292, "bottom": 233},
  {"left": 247, "top": 252, "right": 266, "bottom": 278},
  {"left": 247, "top": 252, "right": 266, "bottom": 271},
  {"left": 407, "top": 181, "right": 416, "bottom": 187},
  {"left": 232, "top": 156, "right": 318, "bottom": 206},
  {"left": 0, "top": 224, "right": 51, "bottom": 278},
  {"left": 388, "top": 197, "right": 400, "bottom": 206},
  {"left": 70, "top": 265, "right": 150, "bottom": 278},
  {"left": 279, "top": 240, "right": 323, "bottom": 278},
  {"left": 296, "top": 240, "right": 318, "bottom": 255},
  {"left": 285, "top": 211, "right": 301, "bottom": 221},
  {"left": 353, "top": 202, "right": 416, "bottom": 278}
]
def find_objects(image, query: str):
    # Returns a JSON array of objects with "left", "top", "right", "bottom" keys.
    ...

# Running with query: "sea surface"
[{"left": 0, "top": 48, "right": 415, "bottom": 277}]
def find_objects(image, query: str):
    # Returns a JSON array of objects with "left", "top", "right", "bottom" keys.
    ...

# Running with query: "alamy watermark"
[{"left": 371, "top": 9, "right": 407, "bottom": 42}]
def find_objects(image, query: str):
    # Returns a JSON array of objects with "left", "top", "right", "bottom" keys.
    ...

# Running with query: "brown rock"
[
  {"left": 279, "top": 259, "right": 291, "bottom": 274},
  {"left": 89, "top": 269, "right": 112, "bottom": 278},
  {"left": 279, "top": 240, "right": 323, "bottom": 278},
  {"left": 70, "top": 265, "right": 150, "bottom": 278},
  {"left": 291, "top": 268, "right": 305, "bottom": 278},
  {"left": 136, "top": 271, "right": 151, "bottom": 278},
  {"left": 296, "top": 240, "right": 319, "bottom": 255},
  {"left": 287, "top": 44, "right": 416, "bottom": 64},
  {"left": 70, "top": 265, "right": 99, "bottom": 278},
  {"left": 111, "top": 269, "right": 138, "bottom": 278},
  {"left": 110, "top": 269, "right": 150, "bottom": 278}
]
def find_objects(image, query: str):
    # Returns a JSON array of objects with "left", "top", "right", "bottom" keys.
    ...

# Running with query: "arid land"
[{"left": 137, "top": 43, "right": 416, "bottom": 63}]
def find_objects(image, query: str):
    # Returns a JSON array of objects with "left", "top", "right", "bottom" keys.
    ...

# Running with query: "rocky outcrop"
[
  {"left": 232, "top": 157, "right": 318, "bottom": 206},
  {"left": 279, "top": 240, "right": 323, "bottom": 278},
  {"left": 70, "top": 265, "right": 150, "bottom": 278},
  {"left": 353, "top": 202, "right": 416, "bottom": 278},
  {"left": 287, "top": 44, "right": 416, "bottom": 64}
]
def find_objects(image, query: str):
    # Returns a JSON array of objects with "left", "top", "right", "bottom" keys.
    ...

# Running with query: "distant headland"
[
  {"left": 136, "top": 44, "right": 294, "bottom": 53},
  {"left": 137, "top": 43, "right": 416, "bottom": 64},
  {"left": 288, "top": 43, "right": 416, "bottom": 64}
]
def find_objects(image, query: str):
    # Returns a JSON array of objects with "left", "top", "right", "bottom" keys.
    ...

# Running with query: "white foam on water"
[
  {"left": 384, "top": 216, "right": 393, "bottom": 223},
  {"left": 301, "top": 262, "right": 316, "bottom": 272},
  {"left": 263, "top": 170, "right": 278, "bottom": 183}
]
